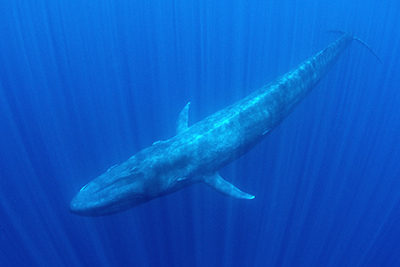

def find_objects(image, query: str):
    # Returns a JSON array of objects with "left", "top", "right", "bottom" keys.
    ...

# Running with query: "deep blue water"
[{"left": 1, "top": 0, "right": 400, "bottom": 266}]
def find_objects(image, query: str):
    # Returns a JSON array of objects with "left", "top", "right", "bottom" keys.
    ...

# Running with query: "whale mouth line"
[{"left": 69, "top": 193, "right": 149, "bottom": 217}]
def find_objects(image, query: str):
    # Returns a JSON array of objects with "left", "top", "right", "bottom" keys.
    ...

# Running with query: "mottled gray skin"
[{"left": 70, "top": 33, "right": 354, "bottom": 216}]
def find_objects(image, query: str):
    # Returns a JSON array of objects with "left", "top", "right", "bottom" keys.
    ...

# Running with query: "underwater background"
[{"left": 1, "top": 0, "right": 400, "bottom": 266}]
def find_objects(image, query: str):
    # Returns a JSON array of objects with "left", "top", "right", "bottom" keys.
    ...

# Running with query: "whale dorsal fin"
[
  {"left": 176, "top": 102, "right": 191, "bottom": 134},
  {"left": 203, "top": 173, "right": 255, "bottom": 199}
]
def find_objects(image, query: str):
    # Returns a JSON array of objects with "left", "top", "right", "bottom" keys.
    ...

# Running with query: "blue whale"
[{"left": 70, "top": 33, "right": 359, "bottom": 216}]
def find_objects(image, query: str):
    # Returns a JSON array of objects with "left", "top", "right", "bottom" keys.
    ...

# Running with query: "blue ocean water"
[{"left": 1, "top": 0, "right": 400, "bottom": 266}]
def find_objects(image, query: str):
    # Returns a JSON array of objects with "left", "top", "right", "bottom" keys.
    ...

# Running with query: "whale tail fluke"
[
  {"left": 327, "top": 30, "right": 382, "bottom": 63},
  {"left": 353, "top": 37, "right": 382, "bottom": 64}
]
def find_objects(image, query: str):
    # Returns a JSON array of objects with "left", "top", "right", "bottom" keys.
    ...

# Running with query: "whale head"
[
  {"left": 69, "top": 158, "right": 150, "bottom": 216},
  {"left": 69, "top": 141, "right": 192, "bottom": 216}
]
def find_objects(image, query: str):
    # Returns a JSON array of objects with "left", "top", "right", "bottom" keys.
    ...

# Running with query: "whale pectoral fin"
[
  {"left": 176, "top": 102, "right": 191, "bottom": 134},
  {"left": 203, "top": 173, "right": 255, "bottom": 199}
]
